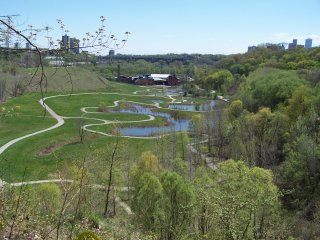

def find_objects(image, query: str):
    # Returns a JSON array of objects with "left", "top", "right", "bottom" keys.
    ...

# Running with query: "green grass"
[
  {"left": 81, "top": 112, "right": 150, "bottom": 121},
  {"left": 0, "top": 76, "right": 206, "bottom": 182},
  {"left": 44, "top": 93, "right": 169, "bottom": 116},
  {"left": 22, "top": 67, "right": 108, "bottom": 91},
  {"left": 9, "top": 65, "right": 147, "bottom": 94},
  {"left": 0, "top": 118, "right": 160, "bottom": 181},
  {"left": 0, "top": 93, "right": 56, "bottom": 146},
  {"left": 0, "top": 95, "right": 165, "bottom": 182},
  {"left": 88, "top": 115, "right": 170, "bottom": 135}
]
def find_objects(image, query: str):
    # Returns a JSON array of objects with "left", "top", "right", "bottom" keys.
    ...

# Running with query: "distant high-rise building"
[
  {"left": 293, "top": 39, "right": 297, "bottom": 45},
  {"left": 109, "top": 50, "right": 115, "bottom": 56},
  {"left": 70, "top": 38, "right": 80, "bottom": 54},
  {"left": 61, "top": 34, "right": 70, "bottom": 50},
  {"left": 288, "top": 39, "right": 298, "bottom": 49},
  {"left": 14, "top": 42, "right": 20, "bottom": 48},
  {"left": 61, "top": 35, "right": 80, "bottom": 54},
  {"left": 26, "top": 42, "right": 31, "bottom": 49},
  {"left": 305, "top": 38, "right": 312, "bottom": 49}
]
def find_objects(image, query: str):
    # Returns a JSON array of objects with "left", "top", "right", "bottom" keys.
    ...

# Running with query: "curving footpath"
[
  {"left": 0, "top": 92, "right": 174, "bottom": 184},
  {"left": 0, "top": 97, "right": 64, "bottom": 155},
  {"left": 75, "top": 100, "right": 158, "bottom": 139},
  {"left": 0, "top": 91, "right": 206, "bottom": 155},
  {"left": 0, "top": 178, "right": 133, "bottom": 215},
  {"left": 0, "top": 90, "right": 216, "bottom": 215},
  {"left": 0, "top": 92, "right": 167, "bottom": 156},
  {"left": 0, "top": 90, "right": 202, "bottom": 215},
  {"left": 0, "top": 91, "right": 207, "bottom": 179}
]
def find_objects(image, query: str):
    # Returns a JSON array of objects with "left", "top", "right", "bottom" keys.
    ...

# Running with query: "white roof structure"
[
  {"left": 152, "top": 77, "right": 166, "bottom": 81},
  {"left": 150, "top": 74, "right": 171, "bottom": 79}
]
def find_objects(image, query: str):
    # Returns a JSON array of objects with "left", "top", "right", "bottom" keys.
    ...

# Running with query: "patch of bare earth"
[
  {"left": 39, "top": 140, "right": 77, "bottom": 156},
  {"left": 39, "top": 135, "right": 98, "bottom": 156}
]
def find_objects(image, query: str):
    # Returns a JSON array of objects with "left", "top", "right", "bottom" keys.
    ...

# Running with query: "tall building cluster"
[
  {"left": 288, "top": 39, "right": 298, "bottom": 49},
  {"left": 249, "top": 38, "right": 315, "bottom": 52},
  {"left": 61, "top": 34, "right": 80, "bottom": 54},
  {"left": 288, "top": 38, "right": 313, "bottom": 49}
]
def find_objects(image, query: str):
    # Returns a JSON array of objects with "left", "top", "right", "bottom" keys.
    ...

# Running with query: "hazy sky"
[{"left": 1, "top": 0, "right": 320, "bottom": 55}]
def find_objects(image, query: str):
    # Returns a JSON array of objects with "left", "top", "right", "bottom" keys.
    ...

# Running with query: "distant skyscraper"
[
  {"left": 109, "top": 50, "right": 115, "bottom": 56},
  {"left": 293, "top": 39, "right": 297, "bottom": 46},
  {"left": 61, "top": 35, "right": 80, "bottom": 53},
  {"left": 305, "top": 38, "right": 312, "bottom": 49},
  {"left": 288, "top": 39, "right": 298, "bottom": 49},
  {"left": 61, "top": 34, "right": 70, "bottom": 50},
  {"left": 70, "top": 38, "right": 80, "bottom": 54}
]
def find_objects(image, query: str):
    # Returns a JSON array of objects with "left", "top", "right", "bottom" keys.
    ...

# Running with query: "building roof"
[
  {"left": 150, "top": 74, "right": 171, "bottom": 79},
  {"left": 152, "top": 77, "right": 166, "bottom": 81}
]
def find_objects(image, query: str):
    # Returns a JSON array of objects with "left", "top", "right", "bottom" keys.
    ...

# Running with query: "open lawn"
[
  {"left": 0, "top": 93, "right": 56, "bottom": 146},
  {"left": 0, "top": 78, "right": 200, "bottom": 182}
]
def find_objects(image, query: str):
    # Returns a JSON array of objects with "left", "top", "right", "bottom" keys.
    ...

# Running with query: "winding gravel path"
[
  {"left": 0, "top": 92, "right": 175, "bottom": 184},
  {"left": 0, "top": 97, "right": 64, "bottom": 155},
  {"left": 0, "top": 90, "right": 217, "bottom": 216},
  {"left": 0, "top": 91, "right": 208, "bottom": 156},
  {"left": 188, "top": 139, "right": 217, "bottom": 170},
  {"left": 1, "top": 178, "right": 133, "bottom": 215},
  {"left": 0, "top": 90, "right": 209, "bottom": 182},
  {"left": 0, "top": 92, "right": 167, "bottom": 156},
  {"left": 0, "top": 90, "right": 217, "bottom": 215}
]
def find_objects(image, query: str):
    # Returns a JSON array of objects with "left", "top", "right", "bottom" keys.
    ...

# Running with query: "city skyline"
[{"left": 1, "top": 0, "right": 320, "bottom": 55}]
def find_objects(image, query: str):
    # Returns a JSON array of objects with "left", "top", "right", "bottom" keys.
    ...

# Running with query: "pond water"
[
  {"left": 110, "top": 103, "right": 189, "bottom": 137},
  {"left": 168, "top": 100, "right": 216, "bottom": 111},
  {"left": 167, "top": 86, "right": 183, "bottom": 94},
  {"left": 120, "top": 120, "right": 189, "bottom": 137},
  {"left": 146, "top": 99, "right": 165, "bottom": 104}
]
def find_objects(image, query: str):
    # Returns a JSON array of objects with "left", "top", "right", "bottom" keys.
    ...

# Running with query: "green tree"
[
  {"left": 228, "top": 99, "right": 243, "bottom": 120},
  {"left": 160, "top": 172, "right": 195, "bottom": 240},
  {"left": 209, "top": 160, "right": 282, "bottom": 239},
  {"left": 131, "top": 172, "right": 164, "bottom": 234},
  {"left": 205, "top": 70, "right": 234, "bottom": 94},
  {"left": 281, "top": 110, "right": 320, "bottom": 220},
  {"left": 138, "top": 151, "right": 162, "bottom": 176},
  {"left": 243, "top": 107, "right": 288, "bottom": 167},
  {"left": 193, "top": 167, "right": 215, "bottom": 239},
  {"left": 285, "top": 85, "right": 311, "bottom": 121},
  {"left": 240, "top": 68, "right": 306, "bottom": 111}
]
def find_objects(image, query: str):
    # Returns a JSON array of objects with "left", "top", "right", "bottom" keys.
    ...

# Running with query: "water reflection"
[
  {"left": 146, "top": 99, "right": 165, "bottom": 103},
  {"left": 108, "top": 99, "right": 216, "bottom": 137},
  {"left": 110, "top": 103, "right": 189, "bottom": 137},
  {"left": 168, "top": 100, "right": 216, "bottom": 111}
]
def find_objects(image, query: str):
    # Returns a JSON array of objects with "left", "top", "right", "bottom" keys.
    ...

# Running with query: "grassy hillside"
[
  {"left": 23, "top": 66, "right": 111, "bottom": 91},
  {"left": 0, "top": 83, "right": 193, "bottom": 182}
]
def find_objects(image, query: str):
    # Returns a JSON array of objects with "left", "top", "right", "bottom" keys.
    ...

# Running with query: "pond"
[
  {"left": 110, "top": 103, "right": 190, "bottom": 137},
  {"left": 120, "top": 120, "right": 189, "bottom": 137},
  {"left": 146, "top": 99, "right": 165, "bottom": 104},
  {"left": 168, "top": 100, "right": 216, "bottom": 111}
]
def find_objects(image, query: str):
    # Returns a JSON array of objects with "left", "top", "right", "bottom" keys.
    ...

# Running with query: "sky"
[{"left": 1, "top": 0, "right": 320, "bottom": 55}]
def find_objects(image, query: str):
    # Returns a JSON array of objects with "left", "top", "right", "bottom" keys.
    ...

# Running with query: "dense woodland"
[{"left": 0, "top": 46, "right": 320, "bottom": 239}]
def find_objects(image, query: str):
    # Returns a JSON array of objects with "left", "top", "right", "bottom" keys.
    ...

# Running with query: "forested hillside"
[{"left": 1, "top": 46, "right": 320, "bottom": 239}]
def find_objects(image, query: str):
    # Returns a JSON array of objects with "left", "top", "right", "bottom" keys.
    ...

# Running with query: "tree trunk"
[{"left": 104, "top": 135, "right": 119, "bottom": 217}]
